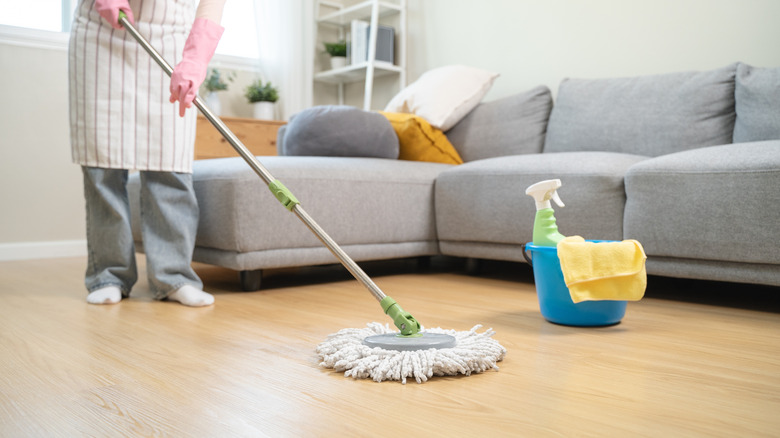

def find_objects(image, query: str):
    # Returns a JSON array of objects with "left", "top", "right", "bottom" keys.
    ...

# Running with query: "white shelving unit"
[{"left": 314, "top": 0, "right": 406, "bottom": 110}]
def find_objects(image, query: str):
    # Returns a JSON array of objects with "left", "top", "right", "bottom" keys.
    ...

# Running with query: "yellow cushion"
[{"left": 379, "top": 112, "right": 464, "bottom": 165}]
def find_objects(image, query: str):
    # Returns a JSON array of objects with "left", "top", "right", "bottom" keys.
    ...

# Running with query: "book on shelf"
[
  {"left": 349, "top": 19, "right": 394, "bottom": 65},
  {"left": 350, "top": 20, "right": 369, "bottom": 64},
  {"left": 374, "top": 25, "right": 395, "bottom": 64}
]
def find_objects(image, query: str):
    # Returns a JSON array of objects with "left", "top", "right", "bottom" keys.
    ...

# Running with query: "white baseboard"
[{"left": 0, "top": 240, "right": 88, "bottom": 261}]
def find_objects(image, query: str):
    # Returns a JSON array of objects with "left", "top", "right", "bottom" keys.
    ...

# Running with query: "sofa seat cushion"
[
  {"left": 129, "top": 156, "right": 452, "bottom": 270},
  {"left": 544, "top": 64, "right": 737, "bottom": 157},
  {"left": 733, "top": 63, "right": 780, "bottom": 143},
  {"left": 624, "top": 141, "right": 780, "bottom": 267},
  {"left": 435, "top": 152, "right": 649, "bottom": 260}
]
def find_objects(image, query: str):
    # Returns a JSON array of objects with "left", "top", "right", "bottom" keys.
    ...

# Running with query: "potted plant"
[
  {"left": 202, "top": 68, "right": 234, "bottom": 116},
  {"left": 244, "top": 79, "right": 279, "bottom": 120},
  {"left": 324, "top": 41, "right": 347, "bottom": 69}
]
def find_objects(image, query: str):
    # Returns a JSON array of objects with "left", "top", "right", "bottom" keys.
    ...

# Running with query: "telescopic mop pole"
[{"left": 118, "top": 12, "right": 419, "bottom": 335}]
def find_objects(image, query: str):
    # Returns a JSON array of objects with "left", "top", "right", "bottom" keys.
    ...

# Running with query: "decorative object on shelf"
[
  {"left": 202, "top": 68, "right": 234, "bottom": 116},
  {"left": 314, "top": 0, "right": 406, "bottom": 110},
  {"left": 244, "top": 79, "right": 279, "bottom": 120},
  {"left": 350, "top": 20, "right": 394, "bottom": 65},
  {"left": 324, "top": 41, "right": 347, "bottom": 70}
]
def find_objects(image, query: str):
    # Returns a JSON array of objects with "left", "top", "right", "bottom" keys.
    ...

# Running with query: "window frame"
[
  {"left": 0, "top": 0, "right": 260, "bottom": 72},
  {"left": 0, "top": 24, "right": 70, "bottom": 51}
]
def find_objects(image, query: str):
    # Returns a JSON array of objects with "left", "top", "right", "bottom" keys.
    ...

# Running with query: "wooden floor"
[{"left": 1, "top": 255, "right": 778, "bottom": 437}]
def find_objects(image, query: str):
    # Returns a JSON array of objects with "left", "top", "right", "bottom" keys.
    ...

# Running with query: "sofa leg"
[
  {"left": 465, "top": 258, "right": 483, "bottom": 275},
  {"left": 416, "top": 256, "right": 431, "bottom": 271},
  {"left": 240, "top": 270, "right": 262, "bottom": 292}
]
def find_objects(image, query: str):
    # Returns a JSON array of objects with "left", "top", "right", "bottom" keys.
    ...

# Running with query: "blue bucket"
[{"left": 523, "top": 242, "right": 627, "bottom": 327}]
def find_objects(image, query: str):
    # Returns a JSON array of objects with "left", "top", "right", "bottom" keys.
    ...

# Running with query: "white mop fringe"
[{"left": 316, "top": 323, "right": 507, "bottom": 384}]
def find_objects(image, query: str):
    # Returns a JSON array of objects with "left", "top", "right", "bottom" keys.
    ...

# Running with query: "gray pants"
[{"left": 82, "top": 166, "right": 202, "bottom": 300}]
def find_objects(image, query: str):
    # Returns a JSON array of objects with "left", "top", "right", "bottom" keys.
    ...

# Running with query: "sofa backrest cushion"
[
  {"left": 543, "top": 64, "right": 737, "bottom": 157},
  {"left": 280, "top": 105, "right": 399, "bottom": 159},
  {"left": 733, "top": 63, "right": 780, "bottom": 143},
  {"left": 445, "top": 85, "right": 553, "bottom": 162}
]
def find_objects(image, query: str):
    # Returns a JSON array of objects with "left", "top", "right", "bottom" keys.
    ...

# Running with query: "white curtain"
[{"left": 254, "top": 0, "right": 314, "bottom": 121}]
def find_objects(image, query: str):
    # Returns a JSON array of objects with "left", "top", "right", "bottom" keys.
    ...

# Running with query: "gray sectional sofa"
[{"left": 129, "top": 62, "right": 780, "bottom": 290}]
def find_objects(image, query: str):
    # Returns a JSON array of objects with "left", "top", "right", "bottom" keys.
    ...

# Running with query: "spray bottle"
[{"left": 525, "top": 179, "right": 566, "bottom": 247}]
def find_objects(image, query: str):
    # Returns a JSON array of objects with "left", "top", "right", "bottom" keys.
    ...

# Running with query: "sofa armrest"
[{"left": 624, "top": 141, "right": 780, "bottom": 265}]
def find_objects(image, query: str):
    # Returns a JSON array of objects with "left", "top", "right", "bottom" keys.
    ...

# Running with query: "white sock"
[
  {"left": 168, "top": 285, "right": 214, "bottom": 307},
  {"left": 87, "top": 286, "right": 122, "bottom": 304}
]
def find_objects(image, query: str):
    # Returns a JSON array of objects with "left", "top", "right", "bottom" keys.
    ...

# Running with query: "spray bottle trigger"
[{"left": 552, "top": 191, "right": 565, "bottom": 208}]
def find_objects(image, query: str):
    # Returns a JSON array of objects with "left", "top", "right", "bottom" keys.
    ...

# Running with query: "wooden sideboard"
[{"left": 194, "top": 116, "right": 285, "bottom": 160}]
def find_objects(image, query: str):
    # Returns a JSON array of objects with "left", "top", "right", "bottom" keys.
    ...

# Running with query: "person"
[{"left": 69, "top": 0, "right": 227, "bottom": 306}]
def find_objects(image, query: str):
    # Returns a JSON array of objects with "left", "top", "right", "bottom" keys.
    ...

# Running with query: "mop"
[
  {"left": 317, "top": 324, "right": 505, "bottom": 384},
  {"left": 119, "top": 13, "right": 506, "bottom": 384}
]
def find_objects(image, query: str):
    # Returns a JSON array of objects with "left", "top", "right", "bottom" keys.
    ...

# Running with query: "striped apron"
[{"left": 69, "top": 0, "right": 197, "bottom": 173}]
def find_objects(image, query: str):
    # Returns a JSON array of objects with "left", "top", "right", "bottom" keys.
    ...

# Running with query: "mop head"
[{"left": 316, "top": 323, "right": 507, "bottom": 384}]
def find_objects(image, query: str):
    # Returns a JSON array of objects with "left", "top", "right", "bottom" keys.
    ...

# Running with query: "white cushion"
[{"left": 384, "top": 65, "right": 499, "bottom": 131}]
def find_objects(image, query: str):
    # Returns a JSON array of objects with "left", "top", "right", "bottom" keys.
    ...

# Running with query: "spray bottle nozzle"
[{"left": 525, "top": 179, "right": 565, "bottom": 210}]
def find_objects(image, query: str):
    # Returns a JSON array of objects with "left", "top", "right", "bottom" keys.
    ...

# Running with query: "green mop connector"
[
  {"left": 380, "top": 296, "right": 421, "bottom": 337},
  {"left": 268, "top": 180, "right": 300, "bottom": 211}
]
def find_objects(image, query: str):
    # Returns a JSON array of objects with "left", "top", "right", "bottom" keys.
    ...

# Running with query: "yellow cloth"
[
  {"left": 557, "top": 236, "right": 647, "bottom": 303},
  {"left": 379, "top": 112, "right": 464, "bottom": 165}
]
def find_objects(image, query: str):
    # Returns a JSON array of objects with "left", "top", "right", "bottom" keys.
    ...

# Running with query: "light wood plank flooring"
[{"left": 1, "top": 256, "right": 778, "bottom": 437}]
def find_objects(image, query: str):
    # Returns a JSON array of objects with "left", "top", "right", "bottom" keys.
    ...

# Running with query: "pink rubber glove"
[
  {"left": 169, "top": 18, "right": 225, "bottom": 117},
  {"left": 95, "top": 0, "right": 135, "bottom": 29}
]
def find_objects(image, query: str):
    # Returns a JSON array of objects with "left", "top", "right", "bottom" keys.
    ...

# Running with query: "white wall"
[
  {"left": 2, "top": 0, "right": 780, "bottom": 259},
  {"left": 0, "top": 43, "right": 86, "bottom": 258},
  {"left": 407, "top": 0, "right": 780, "bottom": 100}
]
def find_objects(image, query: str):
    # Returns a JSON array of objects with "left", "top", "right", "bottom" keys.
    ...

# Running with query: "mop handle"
[{"left": 117, "top": 14, "right": 390, "bottom": 304}]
